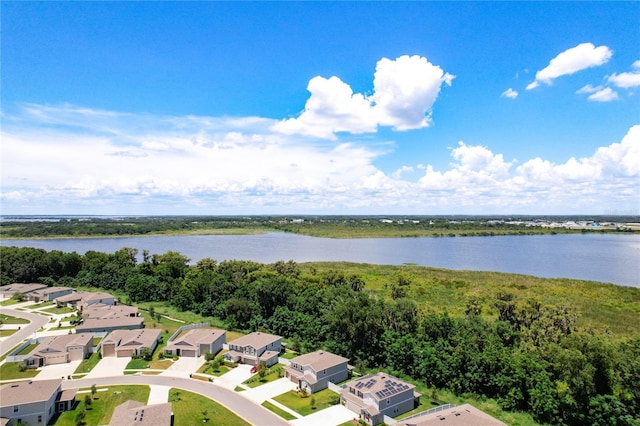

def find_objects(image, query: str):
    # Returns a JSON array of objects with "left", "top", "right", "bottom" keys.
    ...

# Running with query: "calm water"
[{"left": 1, "top": 233, "right": 639, "bottom": 287}]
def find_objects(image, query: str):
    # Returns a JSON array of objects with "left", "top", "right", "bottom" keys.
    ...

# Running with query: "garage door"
[
  {"left": 182, "top": 349, "right": 196, "bottom": 357},
  {"left": 117, "top": 349, "right": 134, "bottom": 357}
]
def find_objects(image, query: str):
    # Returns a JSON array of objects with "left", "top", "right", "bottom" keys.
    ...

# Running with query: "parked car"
[{"left": 250, "top": 365, "right": 258, "bottom": 374}]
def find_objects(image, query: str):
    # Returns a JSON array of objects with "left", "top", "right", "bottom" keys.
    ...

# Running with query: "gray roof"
[
  {"left": 28, "top": 333, "right": 93, "bottom": 357},
  {"left": 109, "top": 400, "right": 173, "bottom": 426},
  {"left": 166, "top": 328, "right": 225, "bottom": 349},
  {"left": 29, "top": 286, "right": 73, "bottom": 297},
  {"left": 0, "top": 283, "right": 47, "bottom": 295},
  {"left": 288, "top": 350, "right": 349, "bottom": 372},
  {"left": 0, "top": 379, "right": 61, "bottom": 407},
  {"left": 228, "top": 331, "right": 281, "bottom": 349},
  {"left": 104, "top": 329, "right": 162, "bottom": 349},
  {"left": 400, "top": 404, "right": 506, "bottom": 426}
]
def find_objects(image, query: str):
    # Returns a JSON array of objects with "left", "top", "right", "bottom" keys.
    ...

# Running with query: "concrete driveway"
[
  {"left": 160, "top": 355, "right": 205, "bottom": 378},
  {"left": 291, "top": 404, "right": 356, "bottom": 426},
  {"left": 34, "top": 360, "right": 82, "bottom": 381},
  {"left": 147, "top": 385, "right": 171, "bottom": 405},
  {"left": 84, "top": 356, "right": 131, "bottom": 379},
  {"left": 214, "top": 364, "right": 252, "bottom": 389},
  {"left": 243, "top": 377, "right": 297, "bottom": 403}
]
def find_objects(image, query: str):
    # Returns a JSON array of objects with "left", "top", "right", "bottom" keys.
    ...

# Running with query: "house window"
[
  {"left": 387, "top": 399, "right": 390, "bottom": 405},
  {"left": 323, "top": 369, "right": 326, "bottom": 375},
  {"left": 13, "top": 406, "right": 19, "bottom": 413},
  {"left": 38, "top": 415, "right": 42, "bottom": 423}
]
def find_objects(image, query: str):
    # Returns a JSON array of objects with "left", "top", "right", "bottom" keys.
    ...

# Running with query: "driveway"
[
  {"left": 34, "top": 360, "right": 82, "bottom": 381},
  {"left": 84, "top": 356, "right": 131, "bottom": 379},
  {"left": 213, "top": 363, "right": 252, "bottom": 389},
  {"left": 291, "top": 404, "right": 356, "bottom": 426},
  {"left": 243, "top": 377, "right": 297, "bottom": 403},
  {"left": 160, "top": 355, "right": 205, "bottom": 378},
  {"left": 147, "top": 385, "right": 171, "bottom": 405}
]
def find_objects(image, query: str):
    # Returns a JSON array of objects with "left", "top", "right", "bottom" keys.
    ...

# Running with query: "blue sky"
[{"left": 1, "top": 2, "right": 639, "bottom": 215}]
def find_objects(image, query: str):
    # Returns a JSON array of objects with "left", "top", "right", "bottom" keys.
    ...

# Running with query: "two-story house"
[
  {"left": 284, "top": 350, "right": 352, "bottom": 393},
  {"left": 341, "top": 372, "right": 421, "bottom": 426},
  {"left": 224, "top": 331, "right": 282, "bottom": 367},
  {"left": 0, "top": 379, "right": 76, "bottom": 426}
]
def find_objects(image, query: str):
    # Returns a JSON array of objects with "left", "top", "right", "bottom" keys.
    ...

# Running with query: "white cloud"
[
  {"left": 526, "top": 43, "right": 613, "bottom": 90},
  {"left": 392, "top": 165, "right": 414, "bottom": 179},
  {"left": 273, "top": 55, "right": 453, "bottom": 139},
  {"left": 576, "top": 84, "right": 603, "bottom": 94},
  {"left": 501, "top": 88, "right": 518, "bottom": 99},
  {"left": 587, "top": 87, "right": 619, "bottom": 102},
  {"left": 607, "top": 60, "right": 640, "bottom": 88}
]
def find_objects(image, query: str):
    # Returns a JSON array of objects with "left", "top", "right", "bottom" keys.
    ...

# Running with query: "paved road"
[
  {"left": 0, "top": 308, "right": 49, "bottom": 356},
  {"left": 62, "top": 375, "right": 290, "bottom": 426}
]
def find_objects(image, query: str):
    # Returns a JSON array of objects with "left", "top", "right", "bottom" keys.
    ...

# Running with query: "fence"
[
  {"left": 400, "top": 404, "right": 456, "bottom": 422},
  {"left": 166, "top": 322, "right": 210, "bottom": 343}
]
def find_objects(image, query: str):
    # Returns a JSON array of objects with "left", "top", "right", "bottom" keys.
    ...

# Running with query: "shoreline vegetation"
[{"left": 1, "top": 215, "right": 639, "bottom": 239}]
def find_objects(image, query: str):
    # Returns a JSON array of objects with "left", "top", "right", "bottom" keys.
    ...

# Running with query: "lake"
[{"left": 1, "top": 233, "right": 639, "bottom": 287}]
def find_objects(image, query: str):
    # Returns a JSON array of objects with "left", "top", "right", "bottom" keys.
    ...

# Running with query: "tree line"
[{"left": 1, "top": 245, "right": 638, "bottom": 425}]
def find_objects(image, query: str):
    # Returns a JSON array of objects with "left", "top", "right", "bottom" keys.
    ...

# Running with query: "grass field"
[
  {"left": 125, "top": 358, "right": 149, "bottom": 370},
  {"left": 303, "top": 262, "right": 640, "bottom": 337},
  {"left": 42, "top": 305, "right": 76, "bottom": 314},
  {"left": 17, "top": 343, "right": 38, "bottom": 355},
  {"left": 261, "top": 401, "right": 297, "bottom": 420},
  {"left": 53, "top": 385, "right": 150, "bottom": 426},
  {"left": 273, "top": 388, "right": 340, "bottom": 416},
  {"left": 0, "top": 362, "right": 39, "bottom": 381},
  {"left": 0, "top": 313, "right": 29, "bottom": 324},
  {"left": 0, "top": 329, "right": 17, "bottom": 337},
  {"left": 73, "top": 351, "right": 101, "bottom": 375},
  {"left": 169, "top": 388, "right": 250, "bottom": 426},
  {"left": 243, "top": 364, "right": 284, "bottom": 388}
]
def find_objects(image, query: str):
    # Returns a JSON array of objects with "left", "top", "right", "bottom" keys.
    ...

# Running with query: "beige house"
[
  {"left": 54, "top": 291, "right": 116, "bottom": 310},
  {"left": 0, "top": 283, "right": 47, "bottom": 298},
  {"left": 109, "top": 400, "right": 173, "bottom": 426},
  {"left": 164, "top": 328, "right": 225, "bottom": 358},
  {"left": 24, "top": 333, "right": 93, "bottom": 367},
  {"left": 76, "top": 304, "right": 143, "bottom": 333},
  {"left": 341, "top": 372, "right": 421, "bottom": 426},
  {"left": 399, "top": 404, "right": 506, "bottom": 426},
  {"left": 285, "top": 350, "right": 352, "bottom": 393},
  {"left": 26, "top": 286, "right": 74, "bottom": 302},
  {"left": 102, "top": 329, "right": 162, "bottom": 358},
  {"left": 224, "top": 331, "right": 282, "bottom": 367},
  {"left": 0, "top": 379, "right": 76, "bottom": 426}
]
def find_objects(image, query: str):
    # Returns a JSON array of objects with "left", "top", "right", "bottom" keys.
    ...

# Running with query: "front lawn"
[
  {"left": 0, "top": 329, "right": 17, "bottom": 337},
  {"left": 0, "top": 313, "right": 29, "bottom": 324},
  {"left": 125, "top": 358, "right": 149, "bottom": 370},
  {"left": 261, "top": 401, "right": 297, "bottom": 420},
  {"left": 53, "top": 385, "right": 150, "bottom": 426},
  {"left": 0, "top": 362, "right": 39, "bottom": 381},
  {"left": 242, "top": 364, "right": 284, "bottom": 388},
  {"left": 148, "top": 359, "right": 174, "bottom": 370},
  {"left": 73, "top": 352, "right": 101, "bottom": 375},
  {"left": 43, "top": 305, "right": 76, "bottom": 314},
  {"left": 273, "top": 388, "right": 341, "bottom": 416},
  {"left": 169, "top": 388, "right": 250, "bottom": 426},
  {"left": 17, "top": 343, "right": 38, "bottom": 355}
]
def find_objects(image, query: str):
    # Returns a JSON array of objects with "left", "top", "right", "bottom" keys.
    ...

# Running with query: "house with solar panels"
[{"left": 341, "top": 372, "right": 421, "bottom": 425}]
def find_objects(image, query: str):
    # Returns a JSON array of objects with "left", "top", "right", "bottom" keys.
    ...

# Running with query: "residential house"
[
  {"left": 102, "top": 329, "right": 162, "bottom": 358},
  {"left": 399, "top": 404, "right": 506, "bottom": 426},
  {"left": 24, "top": 333, "right": 93, "bottom": 367},
  {"left": 109, "top": 400, "right": 173, "bottom": 426},
  {"left": 0, "top": 379, "right": 76, "bottom": 426},
  {"left": 164, "top": 328, "right": 225, "bottom": 358},
  {"left": 341, "top": 372, "right": 421, "bottom": 426},
  {"left": 224, "top": 331, "right": 282, "bottom": 367},
  {"left": 26, "top": 286, "right": 74, "bottom": 302},
  {"left": 54, "top": 291, "right": 116, "bottom": 310},
  {"left": 0, "top": 283, "right": 47, "bottom": 298},
  {"left": 284, "top": 350, "right": 352, "bottom": 393},
  {"left": 75, "top": 304, "right": 143, "bottom": 334}
]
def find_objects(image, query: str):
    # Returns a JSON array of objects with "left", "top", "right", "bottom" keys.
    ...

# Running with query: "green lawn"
[
  {"left": 0, "top": 298, "right": 22, "bottom": 306},
  {"left": 243, "top": 364, "right": 284, "bottom": 388},
  {"left": 272, "top": 388, "right": 340, "bottom": 416},
  {"left": 43, "top": 305, "right": 76, "bottom": 314},
  {"left": 53, "top": 385, "right": 150, "bottom": 426},
  {"left": 17, "top": 343, "right": 38, "bottom": 355},
  {"left": 73, "top": 352, "right": 101, "bottom": 375},
  {"left": 198, "top": 362, "right": 232, "bottom": 376},
  {"left": 0, "top": 313, "right": 29, "bottom": 324},
  {"left": 125, "top": 358, "right": 149, "bottom": 370},
  {"left": 0, "top": 362, "right": 39, "bottom": 381},
  {"left": 148, "top": 358, "right": 174, "bottom": 370},
  {"left": 280, "top": 351, "right": 298, "bottom": 360},
  {"left": 169, "top": 388, "right": 250, "bottom": 426},
  {"left": 261, "top": 401, "right": 297, "bottom": 420},
  {"left": 31, "top": 301, "right": 54, "bottom": 308},
  {"left": 0, "top": 329, "right": 17, "bottom": 337}
]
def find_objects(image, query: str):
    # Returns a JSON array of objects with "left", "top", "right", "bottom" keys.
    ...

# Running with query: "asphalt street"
[{"left": 0, "top": 307, "right": 49, "bottom": 356}]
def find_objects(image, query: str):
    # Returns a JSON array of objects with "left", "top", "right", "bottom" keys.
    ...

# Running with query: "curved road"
[
  {"left": 0, "top": 307, "right": 49, "bottom": 356},
  {"left": 62, "top": 375, "right": 290, "bottom": 426}
]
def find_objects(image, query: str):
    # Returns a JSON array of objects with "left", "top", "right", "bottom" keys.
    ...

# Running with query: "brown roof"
[
  {"left": 0, "top": 283, "right": 47, "bottom": 295},
  {"left": 228, "top": 331, "right": 281, "bottom": 349},
  {"left": 289, "top": 350, "right": 349, "bottom": 372},
  {"left": 109, "top": 400, "right": 173, "bottom": 426},
  {"left": 400, "top": 404, "right": 506, "bottom": 426},
  {"left": 83, "top": 304, "right": 138, "bottom": 319},
  {"left": 76, "top": 316, "right": 143, "bottom": 332},
  {"left": 0, "top": 379, "right": 61, "bottom": 407},
  {"left": 82, "top": 292, "right": 115, "bottom": 302},
  {"left": 104, "top": 329, "right": 162, "bottom": 349},
  {"left": 167, "top": 328, "right": 225, "bottom": 349},
  {"left": 29, "top": 333, "right": 93, "bottom": 356},
  {"left": 29, "top": 286, "right": 73, "bottom": 297}
]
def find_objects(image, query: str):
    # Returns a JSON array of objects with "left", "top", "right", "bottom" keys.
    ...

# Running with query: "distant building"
[
  {"left": 102, "top": 329, "right": 162, "bottom": 358},
  {"left": 0, "top": 379, "right": 76, "bottom": 426},
  {"left": 341, "top": 372, "right": 421, "bottom": 426},
  {"left": 76, "top": 304, "right": 143, "bottom": 333},
  {"left": 54, "top": 291, "right": 116, "bottom": 310},
  {"left": 224, "top": 331, "right": 282, "bottom": 367},
  {"left": 0, "top": 283, "right": 47, "bottom": 298},
  {"left": 284, "top": 350, "right": 352, "bottom": 393},
  {"left": 27, "top": 286, "right": 74, "bottom": 302},
  {"left": 109, "top": 400, "right": 173, "bottom": 426}
]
